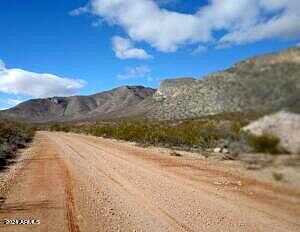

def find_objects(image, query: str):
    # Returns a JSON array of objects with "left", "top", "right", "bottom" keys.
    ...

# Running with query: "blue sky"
[{"left": 0, "top": 0, "right": 299, "bottom": 109}]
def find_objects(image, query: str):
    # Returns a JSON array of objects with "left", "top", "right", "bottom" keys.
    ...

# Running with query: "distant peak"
[{"left": 118, "top": 85, "right": 149, "bottom": 89}]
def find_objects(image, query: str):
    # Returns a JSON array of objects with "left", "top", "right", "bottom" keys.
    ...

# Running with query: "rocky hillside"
[
  {"left": 0, "top": 86, "right": 155, "bottom": 123},
  {"left": 0, "top": 47, "right": 299, "bottom": 122},
  {"left": 148, "top": 47, "right": 300, "bottom": 120}
]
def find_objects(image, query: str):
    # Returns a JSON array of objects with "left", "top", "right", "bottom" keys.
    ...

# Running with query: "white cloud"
[
  {"left": 112, "top": 36, "right": 152, "bottom": 59},
  {"left": 0, "top": 60, "right": 5, "bottom": 70},
  {"left": 117, "top": 65, "right": 151, "bottom": 80},
  {"left": 0, "top": 98, "right": 24, "bottom": 110},
  {"left": 69, "top": 6, "right": 89, "bottom": 16},
  {"left": 192, "top": 45, "right": 207, "bottom": 55},
  {"left": 218, "top": 1, "right": 300, "bottom": 46},
  {"left": 7, "top": 98, "right": 23, "bottom": 106},
  {"left": 0, "top": 60, "right": 85, "bottom": 98},
  {"left": 75, "top": 0, "right": 300, "bottom": 51},
  {"left": 90, "top": 0, "right": 211, "bottom": 52},
  {"left": 0, "top": 105, "right": 9, "bottom": 111},
  {"left": 91, "top": 19, "right": 103, "bottom": 27}
]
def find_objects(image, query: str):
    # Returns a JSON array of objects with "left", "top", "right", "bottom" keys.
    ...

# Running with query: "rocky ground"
[{"left": 149, "top": 48, "right": 300, "bottom": 120}]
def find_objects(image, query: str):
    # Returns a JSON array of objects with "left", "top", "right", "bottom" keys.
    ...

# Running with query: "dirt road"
[{"left": 0, "top": 132, "right": 299, "bottom": 231}]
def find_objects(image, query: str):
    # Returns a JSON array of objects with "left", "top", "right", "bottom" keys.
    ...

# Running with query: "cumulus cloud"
[
  {"left": 192, "top": 45, "right": 207, "bottom": 55},
  {"left": 117, "top": 65, "right": 151, "bottom": 80},
  {"left": 0, "top": 60, "right": 85, "bottom": 98},
  {"left": 112, "top": 36, "right": 152, "bottom": 59},
  {"left": 74, "top": 0, "right": 300, "bottom": 51},
  {"left": 69, "top": 5, "right": 89, "bottom": 16},
  {"left": 218, "top": 0, "right": 300, "bottom": 46},
  {"left": 0, "top": 98, "right": 25, "bottom": 110},
  {"left": 7, "top": 98, "right": 23, "bottom": 106},
  {"left": 0, "top": 60, "right": 5, "bottom": 70},
  {"left": 90, "top": 0, "right": 210, "bottom": 52}
]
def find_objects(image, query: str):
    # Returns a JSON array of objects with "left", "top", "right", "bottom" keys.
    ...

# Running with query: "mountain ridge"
[
  {"left": 1, "top": 47, "right": 299, "bottom": 122},
  {"left": 147, "top": 47, "right": 300, "bottom": 119},
  {"left": 0, "top": 85, "right": 156, "bottom": 122}
]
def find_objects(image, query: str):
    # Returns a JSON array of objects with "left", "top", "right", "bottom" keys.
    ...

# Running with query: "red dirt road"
[{"left": 0, "top": 131, "right": 299, "bottom": 231}]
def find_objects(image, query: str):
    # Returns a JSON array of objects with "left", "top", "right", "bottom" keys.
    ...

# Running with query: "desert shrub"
[
  {"left": 91, "top": 124, "right": 116, "bottom": 138},
  {"left": 272, "top": 172, "right": 284, "bottom": 181},
  {"left": 49, "top": 124, "right": 71, "bottom": 132},
  {"left": 0, "top": 120, "right": 35, "bottom": 170},
  {"left": 47, "top": 113, "right": 258, "bottom": 152},
  {"left": 246, "top": 133, "right": 281, "bottom": 154},
  {"left": 230, "top": 121, "right": 243, "bottom": 138},
  {"left": 84, "top": 119, "right": 242, "bottom": 150},
  {"left": 0, "top": 121, "right": 35, "bottom": 145}
]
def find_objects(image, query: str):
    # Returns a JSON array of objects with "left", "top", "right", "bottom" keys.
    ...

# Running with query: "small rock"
[
  {"left": 221, "top": 148, "right": 229, "bottom": 154},
  {"left": 213, "top": 181, "right": 222, "bottom": 185},
  {"left": 170, "top": 151, "right": 182, "bottom": 157},
  {"left": 213, "top": 147, "right": 222, "bottom": 153}
]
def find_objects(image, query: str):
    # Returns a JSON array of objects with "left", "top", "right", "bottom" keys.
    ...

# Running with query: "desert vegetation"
[
  {"left": 245, "top": 133, "right": 282, "bottom": 154},
  {"left": 46, "top": 111, "right": 290, "bottom": 156},
  {"left": 46, "top": 112, "right": 275, "bottom": 154},
  {"left": 0, "top": 120, "right": 35, "bottom": 170},
  {"left": 87, "top": 120, "right": 243, "bottom": 149}
]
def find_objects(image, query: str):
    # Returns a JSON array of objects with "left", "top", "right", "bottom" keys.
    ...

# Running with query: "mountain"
[
  {"left": 1, "top": 47, "right": 299, "bottom": 123},
  {"left": 147, "top": 47, "right": 300, "bottom": 120},
  {"left": 0, "top": 86, "right": 155, "bottom": 122}
]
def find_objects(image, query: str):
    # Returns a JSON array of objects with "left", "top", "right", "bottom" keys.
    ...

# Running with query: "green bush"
[
  {"left": 47, "top": 113, "right": 259, "bottom": 152},
  {"left": 49, "top": 124, "right": 71, "bottom": 132},
  {"left": 272, "top": 172, "right": 284, "bottom": 181},
  {"left": 77, "top": 119, "right": 242, "bottom": 150},
  {"left": 0, "top": 120, "right": 35, "bottom": 169},
  {"left": 246, "top": 133, "right": 281, "bottom": 154}
]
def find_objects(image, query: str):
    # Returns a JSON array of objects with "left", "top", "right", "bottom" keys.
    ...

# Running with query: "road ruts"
[{"left": 0, "top": 131, "right": 299, "bottom": 232}]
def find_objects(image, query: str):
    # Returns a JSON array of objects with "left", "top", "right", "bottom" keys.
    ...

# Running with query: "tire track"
[
  {"left": 43, "top": 132, "right": 300, "bottom": 232},
  {"left": 58, "top": 159, "right": 81, "bottom": 232},
  {"left": 57, "top": 136, "right": 195, "bottom": 232}
]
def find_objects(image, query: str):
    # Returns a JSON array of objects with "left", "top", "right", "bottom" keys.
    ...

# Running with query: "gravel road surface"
[{"left": 0, "top": 131, "right": 299, "bottom": 231}]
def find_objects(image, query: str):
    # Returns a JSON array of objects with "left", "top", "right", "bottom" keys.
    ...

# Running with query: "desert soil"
[{"left": 0, "top": 131, "right": 299, "bottom": 232}]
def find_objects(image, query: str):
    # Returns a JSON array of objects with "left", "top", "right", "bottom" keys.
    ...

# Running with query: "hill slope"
[
  {"left": 0, "top": 86, "right": 155, "bottom": 122},
  {"left": 147, "top": 47, "right": 300, "bottom": 120},
  {"left": 1, "top": 47, "right": 299, "bottom": 122}
]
